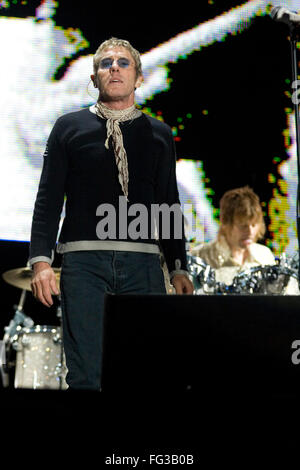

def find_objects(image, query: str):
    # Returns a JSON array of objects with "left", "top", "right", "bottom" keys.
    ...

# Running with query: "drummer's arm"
[{"left": 31, "top": 261, "right": 59, "bottom": 308}]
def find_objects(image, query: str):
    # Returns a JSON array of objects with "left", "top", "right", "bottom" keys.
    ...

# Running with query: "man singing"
[{"left": 29, "top": 37, "right": 194, "bottom": 391}]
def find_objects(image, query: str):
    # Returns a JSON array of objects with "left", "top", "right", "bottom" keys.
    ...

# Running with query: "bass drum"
[{"left": 14, "top": 325, "right": 68, "bottom": 390}]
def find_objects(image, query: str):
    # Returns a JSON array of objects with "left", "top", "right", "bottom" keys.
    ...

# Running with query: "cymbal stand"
[
  {"left": 3, "top": 289, "right": 34, "bottom": 344},
  {"left": 1, "top": 289, "right": 34, "bottom": 388}
]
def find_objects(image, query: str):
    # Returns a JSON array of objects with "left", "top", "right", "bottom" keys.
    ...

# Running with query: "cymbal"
[{"left": 2, "top": 267, "right": 61, "bottom": 292}]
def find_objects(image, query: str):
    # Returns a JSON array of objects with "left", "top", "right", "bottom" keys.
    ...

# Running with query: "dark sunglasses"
[{"left": 99, "top": 57, "right": 131, "bottom": 69}]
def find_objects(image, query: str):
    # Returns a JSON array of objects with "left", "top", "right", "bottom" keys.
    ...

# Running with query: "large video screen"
[{"left": 0, "top": 0, "right": 299, "bottom": 256}]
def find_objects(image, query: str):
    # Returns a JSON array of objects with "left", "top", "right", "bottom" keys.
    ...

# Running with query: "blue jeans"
[{"left": 60, "top": 250, "right": 166, "bottom": 390}]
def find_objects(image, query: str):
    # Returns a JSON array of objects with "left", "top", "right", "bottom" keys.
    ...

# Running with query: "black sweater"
[{"left": 29, "top": 107, "right": 188, "bottom": 274}]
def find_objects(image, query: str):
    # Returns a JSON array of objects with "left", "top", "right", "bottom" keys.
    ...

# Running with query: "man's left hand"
[{"left": 172, "top": 274, "right": 194, "bottom": 295}]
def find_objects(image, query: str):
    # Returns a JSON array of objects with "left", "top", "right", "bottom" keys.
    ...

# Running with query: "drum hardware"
[
  {"left": 232, "top": 259, "right": 299, "bottom": 295},
  {"left": 187, "top": 254, "right": 216, "bottom": 293},
  {"left": 3, "top": 289, "right": 34, "bottom": 345},
  {"left": 1, "top": 288, "right": 34, "bottom": 388},
  {"left": 187, "top": 252, "right": 300, "bottom": 295},
  {"left": 288, "top": 251, "right": 299, "bottom": 271}
]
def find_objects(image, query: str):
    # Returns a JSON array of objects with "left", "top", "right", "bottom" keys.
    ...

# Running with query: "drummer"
[{"left": 190, "top": 185, "right": 298, "bottom": 293}]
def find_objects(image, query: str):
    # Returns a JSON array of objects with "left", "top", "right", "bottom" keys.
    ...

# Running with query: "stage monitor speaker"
[{"left": 101, "top": 294, "right": 300, "bottom": 396}]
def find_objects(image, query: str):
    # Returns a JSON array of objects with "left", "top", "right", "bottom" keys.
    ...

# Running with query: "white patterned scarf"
[{"left": 94, "top": 101, "right": 142, "bottom": 201}]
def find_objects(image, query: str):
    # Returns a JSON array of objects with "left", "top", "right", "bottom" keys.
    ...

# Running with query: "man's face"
[
  {"left": 223, "top": 218, "right": 260, "bottom": 251},
  {"left": 92, "top": 46, "right": 142, "bottom": 108}
]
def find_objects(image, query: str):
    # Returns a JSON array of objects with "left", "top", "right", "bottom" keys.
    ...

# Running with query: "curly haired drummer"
[
  {"left": 191, "top": 185, "right": 299, "bottom": 294},
  {"left": 191, "top": 185, "right": 273, "bottom": 272},
  {"left": 191, "top": 186, "right": 291, "bottom": 290}
]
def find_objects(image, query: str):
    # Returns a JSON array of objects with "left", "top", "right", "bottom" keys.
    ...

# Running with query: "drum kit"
[
  {"left": 0, "top": 266, "right": 68, "bottom": 390},
  {"left": 187, "top": 252, "right": 300, "bottom": 295}
]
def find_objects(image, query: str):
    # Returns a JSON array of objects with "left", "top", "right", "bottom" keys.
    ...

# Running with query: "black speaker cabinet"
[{"left": 101, "top": 294, "right": 300, "bottom": 397}]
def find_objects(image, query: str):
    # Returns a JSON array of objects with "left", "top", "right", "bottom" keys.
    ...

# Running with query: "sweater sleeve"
[
  {"left": 29, "top": 118, "right": 68, "bottom": 265},
  {"left": 154, "top": 123, "right": 188, "bottom": 276}
]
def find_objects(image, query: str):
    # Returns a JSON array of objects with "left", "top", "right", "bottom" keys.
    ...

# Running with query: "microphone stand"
[{"left": 288, "top": 24, "right": 300, "bottom": 286}]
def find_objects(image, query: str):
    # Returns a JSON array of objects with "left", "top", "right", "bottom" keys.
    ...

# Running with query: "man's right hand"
[{"left": 31, "top": 261, "right": 60, "bottom": 307}]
